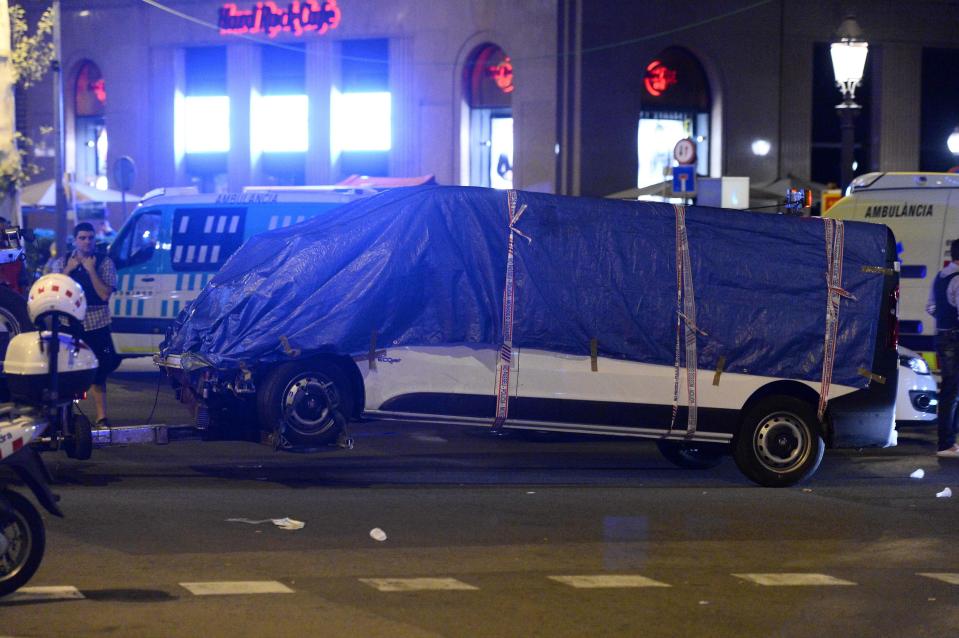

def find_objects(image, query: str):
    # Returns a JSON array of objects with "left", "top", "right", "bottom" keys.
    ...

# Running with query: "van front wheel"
[
  {"left": 734, "top": 396, "right": 824, "bottom": 487},
  {"left": 257, "top": 361, "right": 352, "bottom": 449}
]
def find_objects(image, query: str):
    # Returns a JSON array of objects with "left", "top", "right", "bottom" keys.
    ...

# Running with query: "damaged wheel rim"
[{"left": 282, "top": 376, "right": 339, "bottom": 437}]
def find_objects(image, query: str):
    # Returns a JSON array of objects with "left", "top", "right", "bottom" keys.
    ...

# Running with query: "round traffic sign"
[
  {"left": 112, "top": 155, "right": 136, "bottom": 192},
  {"left": 673, "top": 139, "right": 697, "bottom": 165}
]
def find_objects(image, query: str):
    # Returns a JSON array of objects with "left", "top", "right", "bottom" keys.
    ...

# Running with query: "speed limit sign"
[{"left": 673, "top": 138, "right": 697, "bottom": 165}]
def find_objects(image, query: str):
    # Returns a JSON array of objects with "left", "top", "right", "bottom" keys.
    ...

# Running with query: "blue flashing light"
[
  {"left": 900, "top": 264, "right": 927, "bottom": 279},
  {"left": 900, "top": 320, "right": 923, "bottom": 334}
]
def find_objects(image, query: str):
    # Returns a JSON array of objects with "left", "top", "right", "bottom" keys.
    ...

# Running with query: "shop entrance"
[
  {"left": 464, "top": 43, "right": 514, "bottom": 188},
  {"left": 637, "top": 48, "right": 711, "bottom": 188},
  {"left": 74, "top": 61, "right": 108, "bottom": 190}
]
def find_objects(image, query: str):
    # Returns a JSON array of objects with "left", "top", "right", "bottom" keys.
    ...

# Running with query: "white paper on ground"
[
  {"left": 370, "top": 527, "right": 388, "bottom": 541},
  {"left": 227, "top": 517, "right": 306, "bottom": 530},
  {"left": 272, "top": 517, "right": 305, "bottom": 530},
  {"left": 910, "top": 469, "right": 925, "bottom": 479},
  {"left": 936, "top": 487, "right": 952, "bottom": 498}
]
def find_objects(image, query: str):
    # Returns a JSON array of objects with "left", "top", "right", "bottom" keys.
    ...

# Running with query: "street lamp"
[
  {"left": 948, "top": 127, "right": 959, "bottom": 156},
  {"left": 830, "top": 15, "right": 868, "bottom": 191}
]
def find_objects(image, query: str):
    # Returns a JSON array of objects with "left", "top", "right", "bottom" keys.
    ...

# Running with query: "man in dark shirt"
[
  {"left": 927, "top": 240, "right": 959, "bottom": 458},
  {"left": 44, "top": 222, "right": 119, "bottom": 426}
]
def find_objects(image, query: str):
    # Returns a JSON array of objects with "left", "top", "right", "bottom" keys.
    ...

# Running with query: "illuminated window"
[
  {"left": 74, "top": 60, "right": 107, "bottom": 189},
  {"left": 463, "top": 43, "right": 513, "bottom": 188},
  {"left": 490, "top": 116, "right": 513, "bottom": 189},
  {"left": 252, "top": 94, "right": 308, "bottom": 153},
  {"left": 330, "top": 89, "right": 391, "bottom": 155},
  {"left": 182, "top": 95, "right": 231, "bottom": 153},
  {"left": 178, "top": 46, "right": 230, "bottom": 170}
]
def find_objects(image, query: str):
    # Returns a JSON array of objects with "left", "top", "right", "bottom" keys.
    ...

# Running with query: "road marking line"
[
  {"left": 917, "top": 573, "right": 959, "bottom": 585},
  {"left": 359, "top": 577, "right": 478, "bottom": 592},
  {"left": 549, "top": 575, "right": 671, "bottom": 588},
  {"left": 733, "top": 573, "right": 856, "bottom": 586},
  {"left": 1, "top": 586, "right": 85, "bottom": 602},
  {"left": 179, "top": 581, "right": 294, "bottom": 596}
]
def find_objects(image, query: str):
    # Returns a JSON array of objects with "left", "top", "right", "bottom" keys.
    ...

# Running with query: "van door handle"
[{"left": 141, "top": 277, "right": 155, "bottom": 282}]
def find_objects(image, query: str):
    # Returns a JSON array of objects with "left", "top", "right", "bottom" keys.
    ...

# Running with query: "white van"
[
  {"left": 157, "top": 186, "right": 900, "bottom": 487},
  {"left": 826, "top": 172, "right": 959, "bottom": 360},
  {"left": 107, "top": 186, "right": 374, "bottom": 356}
]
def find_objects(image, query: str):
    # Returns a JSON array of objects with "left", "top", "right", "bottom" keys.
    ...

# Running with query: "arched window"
[
  {"left": 463, "top": 43, "right": 513, "bottom": 188},
  {"left": 637, "top": 47, "right": 711, "bottom": 188},
  {"left": 73, "top": 60, "right": 108, "bottom": 190}
]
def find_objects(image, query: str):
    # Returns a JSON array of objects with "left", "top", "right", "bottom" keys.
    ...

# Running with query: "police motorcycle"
[
  {"left": 5, "top": 273, "right": 98, "bottom": 460},
  {"left": 0, "top": 274, "right": 99, "bottom": 596}
]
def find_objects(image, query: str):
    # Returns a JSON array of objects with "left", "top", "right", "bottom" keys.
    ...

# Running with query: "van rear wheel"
[
  {"left": 257, "top": 360, "right": 352, "bottom": 449},
  {"left": 734, "top": 396, "right": 824, "bottom": 487}
]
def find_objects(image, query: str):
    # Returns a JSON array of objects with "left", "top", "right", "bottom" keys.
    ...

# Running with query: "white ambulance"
[
  {"left": 826, "top": 172, "right": 959, "bottom": 360},
  {"left": 107, "top": 186, "right": 375, "bottom": 356}
]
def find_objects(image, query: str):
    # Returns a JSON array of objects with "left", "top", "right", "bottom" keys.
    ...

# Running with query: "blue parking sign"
[{"left": 672, "top": 165, "right": 696, "bottom": 194}]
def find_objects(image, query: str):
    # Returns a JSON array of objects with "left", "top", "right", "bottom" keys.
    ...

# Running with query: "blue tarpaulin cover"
[{"left": 161, "top": 185, "right": 891, "bottom": 388}]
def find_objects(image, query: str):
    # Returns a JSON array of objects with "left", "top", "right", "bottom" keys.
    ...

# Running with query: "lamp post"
[
  {"left": 830, "top": 15, "right": 868, "bottom": 191},
  {"left": 52, "top": 0, "right": 67, "bottom": 259}
]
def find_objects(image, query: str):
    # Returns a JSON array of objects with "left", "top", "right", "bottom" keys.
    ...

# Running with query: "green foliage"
[
  {"left": 9, "top": 5, "right": 55, "bottom": 88},
  {"left": 0, "top": 130, "right": 41, "bottom": 194},
  {"left": 0, "top": 5, "right": 54, "bottom": 197}
]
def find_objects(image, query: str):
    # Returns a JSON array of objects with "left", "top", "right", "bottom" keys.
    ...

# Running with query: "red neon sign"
[
  {"left": 644, "top": 60, "right": 677, "bottom": 97},
  {"left": 91, "top": 79, "right": 106, "bottom": 103},
  {"left": 486, "top": 56, "right": 514, "bottom": 94},
  {"left": 218, "top": 1, "right": 341, "bottom": 38}
]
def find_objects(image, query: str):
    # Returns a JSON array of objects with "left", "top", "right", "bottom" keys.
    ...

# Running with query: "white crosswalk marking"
[
  {"left": 733, "top": 573, "right": 856, "bottom": 586},
  {"left": 549, "top": 575, "right": 671, "bottom": 588},
  {"left": 179, "top": 581, "right": 294, "bottom": 596},
  {"left": 360, "top": 577, "right": 478, "bottom": 592},
  {"left": 917, "top": 573, "right": 959, "bottom": 585},
  {"left": 1, "top": 586, "right": 85, "bottom": 602}
]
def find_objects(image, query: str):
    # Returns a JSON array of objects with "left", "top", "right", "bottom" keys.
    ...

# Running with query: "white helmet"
[{"left": 28, "top": 273, "right": 86, "bottom": 323}]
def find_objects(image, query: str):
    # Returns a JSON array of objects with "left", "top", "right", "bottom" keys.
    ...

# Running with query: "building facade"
[
  {"left": 22, "top": 0, "right": 557, "bottom": 199},
  {"left": 17, "top": 1, "right": 959, "bottom": 208},
  {"left": 559, "top": 0, "right": 959, "bottom": 198}
]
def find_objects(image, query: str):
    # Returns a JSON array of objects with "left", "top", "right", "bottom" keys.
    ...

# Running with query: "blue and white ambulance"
[
  {"left": 107, "top": 186, "right": 374, "bottom": 355},
  {"left": 826, "top": 172, "right": 959, "bottom": 360}
]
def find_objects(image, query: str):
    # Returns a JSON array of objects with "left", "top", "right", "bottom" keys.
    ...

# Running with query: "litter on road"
[
  {"left": 226, "top": 517, "right": 306, "bottom": 530},
  {"left": 370, "top": 528, "right": 388, "bottom": 542},
  {"left": 910, "top": 469, "right": 925, "bottom": 479},
  {"left": 935, "top": 487, "right": 952, "bottom": 498}
]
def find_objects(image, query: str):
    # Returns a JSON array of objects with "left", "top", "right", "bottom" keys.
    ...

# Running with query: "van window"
[
  {"left": 172, "top": 207, "right": 246, "bottom": 272},
  {"left": 110, "top": 208, "right": 161, "bottom": 268}
]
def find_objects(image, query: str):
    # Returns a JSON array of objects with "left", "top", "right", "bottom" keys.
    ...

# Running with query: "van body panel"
[{"left": 358, "top": 345, "right": 857, "bottom": 439}]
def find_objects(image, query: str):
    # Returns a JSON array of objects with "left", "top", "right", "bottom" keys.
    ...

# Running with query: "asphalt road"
[{"left": 1, "top": 364, "right": 958, "bottom": 637}]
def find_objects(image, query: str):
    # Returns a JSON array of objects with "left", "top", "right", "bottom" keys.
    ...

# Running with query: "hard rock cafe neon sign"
[
  {"left": 218, "top": 1, "right": 341, "bottom": 38},
  {"left": 91, "top": 79, "right": 106, "bottom": 103},
  {"left": 644, "top": 60, "right": 677, "bottom": 97},
  {"left": 487, "top": 56, "right": 514, "bottom": 94}
]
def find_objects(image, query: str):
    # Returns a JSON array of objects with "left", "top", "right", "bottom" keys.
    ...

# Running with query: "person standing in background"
[
  {"left": 44, "top": 222, "right": 119, "bottom": 426},
  {"left": 927, "top": 240, "right": 959, "bottom": 458}
]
